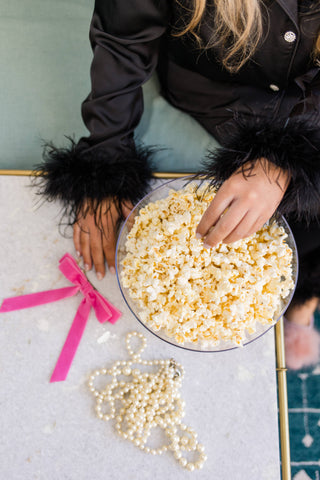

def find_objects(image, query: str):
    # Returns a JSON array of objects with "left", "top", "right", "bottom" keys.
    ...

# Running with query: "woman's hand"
[
  {"left": 73, "top": 199, "right": 133, "bottom": 279},
  {"left": 196, "top": 159, "right": 290, "bottom": 247}
]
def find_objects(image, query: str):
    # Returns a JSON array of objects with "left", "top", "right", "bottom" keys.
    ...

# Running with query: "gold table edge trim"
[
  {"left": 0, "top": 170, "right": 195, "bottom": 177},
  {"left": 0, "top": 169, "right": 34, "bottom": 176},
  {"left": 0, "top": 169, "right": 291, "bottom": 479},
  {"left": 276, "top": 318, "right": 291, "bottom": 480}
]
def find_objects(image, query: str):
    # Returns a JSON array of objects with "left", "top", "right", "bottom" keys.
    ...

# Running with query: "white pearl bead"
[
  {"left": 181, "top": 436, "right": 189, "bottom": 445},
  {"left": 186, "top": 463, "right": 195, "bottom": 472},
  {"left": 179, "top": 458, "right": 187, "bottom": 467}
]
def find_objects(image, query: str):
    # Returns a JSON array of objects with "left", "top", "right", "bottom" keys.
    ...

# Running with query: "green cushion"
[{"left": 0, "top": 1, "right": 218, "bottom": 172}]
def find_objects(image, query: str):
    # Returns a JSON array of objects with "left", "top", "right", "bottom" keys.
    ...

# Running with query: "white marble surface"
[{"left": 0, "top": 176, "right": 280, "bottom": 480}]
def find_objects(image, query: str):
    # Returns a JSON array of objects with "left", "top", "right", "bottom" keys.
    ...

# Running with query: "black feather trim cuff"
[
  {"left": 199, "top": 116, "right": 320, "bottom": 221},
  {"left": 33, "top": 138, "right": 154, "bottom": 225}
]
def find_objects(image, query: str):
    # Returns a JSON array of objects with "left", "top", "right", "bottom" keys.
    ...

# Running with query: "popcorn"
[{"left": 120, "top": 183, "right": 294, "bottom": 347}]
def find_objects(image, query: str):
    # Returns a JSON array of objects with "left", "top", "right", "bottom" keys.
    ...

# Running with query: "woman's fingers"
[
  {"left": 102, "top": 228, "right": 117, "bottom": 273},
  {"left": 101, "top": 202, "right": 121, "bottom": 273},
  {"left": 73, "top": 222, "right": 81, "bottom": 257},
  {"left": 196, "top": 188, "right": 232, "bottom": 239},
  {"left": 102, "top": 200, "right": 134, "bottom": 271},
  {"left": 79, "top": 225, "right": 92, "bottom": 272},
  {"left": 246, "top": 212, "right": 275, "bottom": 239},
  {"left": 222, "top": 210, "right": 261, "bottom": 244},
  {"left": 203, "top": 200, "right": 249, "bottom": 247},
  {"left": 90, "top": 232, "right": 105, "bottom": 279}
]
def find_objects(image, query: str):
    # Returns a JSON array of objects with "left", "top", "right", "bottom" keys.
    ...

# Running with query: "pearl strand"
[{"left": 88, "top": 332, "right": 207, "bottom": 471}]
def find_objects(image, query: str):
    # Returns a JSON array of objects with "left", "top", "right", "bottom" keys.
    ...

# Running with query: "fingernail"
[
  {"left": 203, "top": 243, "right": 212, "bottom": 249},
  {"left": 76, "top": 251, "right": 81, "bottom": 257},
  {"left": 97, "top": 272, "right": 103, "bottom": 280},
  {"left": 195, "top": 232, "right": 202, "bottom": 239},
  {"left": 84, "top": 264, "right": 90, "bottom": 272},
  {"left": 109, "top": 266, "right": 116, "bottom": 275}
]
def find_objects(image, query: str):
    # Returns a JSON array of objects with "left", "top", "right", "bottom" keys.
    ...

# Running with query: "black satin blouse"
[{"left": 78, "top": 0, "right": 320, "bottom": 151}]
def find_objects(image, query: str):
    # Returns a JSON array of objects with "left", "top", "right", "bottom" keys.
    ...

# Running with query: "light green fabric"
[
  {"left": 0, "top": 1, "right": 219, "bottom": 171},
  {"left": 0, "top": 0, "right": 92, "bottom": 169}
]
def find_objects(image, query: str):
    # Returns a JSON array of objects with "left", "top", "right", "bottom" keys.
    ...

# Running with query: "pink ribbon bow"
[{"left": 0, "top": 253, "right": 121, "bottom": 382}]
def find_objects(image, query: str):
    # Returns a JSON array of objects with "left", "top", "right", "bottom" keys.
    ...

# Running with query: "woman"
[{"left": 37, "top": 0, "right": 320, "bottom": 368}]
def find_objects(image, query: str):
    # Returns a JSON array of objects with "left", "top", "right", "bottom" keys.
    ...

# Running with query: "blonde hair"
[
  {"left": 174, "top": 0, "right": 320, "bottom": 73},
  {"left": 314, "top": 34, "right": 320, "bottom": 64}
]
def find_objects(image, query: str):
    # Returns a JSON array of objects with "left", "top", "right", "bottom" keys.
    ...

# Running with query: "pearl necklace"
[{"left": 88, "top": 332, "right": 207, "bottom": 471}]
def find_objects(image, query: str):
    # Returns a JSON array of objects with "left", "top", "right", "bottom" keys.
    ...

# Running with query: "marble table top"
[{"left": 0, "top": 176, "right": 280, "bottom": 480}]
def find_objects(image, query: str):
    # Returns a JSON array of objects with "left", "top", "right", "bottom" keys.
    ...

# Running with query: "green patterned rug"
[{"left": 287, "top": 312, "right": 320, "bottom": 480}]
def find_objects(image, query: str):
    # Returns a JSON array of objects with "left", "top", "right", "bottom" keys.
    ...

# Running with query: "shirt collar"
[{"left": 275, "top": 0, "right": 298, "bottom": 28}]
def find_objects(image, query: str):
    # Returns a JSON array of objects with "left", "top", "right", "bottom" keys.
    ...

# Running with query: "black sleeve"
[
  {"left": 35, "top": 0, "right": 169, "bottom": 223},
  {"left": 200, "top": 70, "right": 320, "bottom": 222}
]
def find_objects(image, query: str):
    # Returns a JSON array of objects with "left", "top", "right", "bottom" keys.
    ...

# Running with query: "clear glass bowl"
[{"left": 116, "top": 177, "right": 298, "bottom": 352}]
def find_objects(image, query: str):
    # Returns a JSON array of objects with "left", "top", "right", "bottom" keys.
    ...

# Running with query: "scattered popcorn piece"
[{"left": 120, "top": 183, "right": 294, "bottom": 347}]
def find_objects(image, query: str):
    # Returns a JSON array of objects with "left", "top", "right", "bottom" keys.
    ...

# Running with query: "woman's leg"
[
  {"left": 285, "top": 217, "right": 320, "bottom": 323},
  {"left": 286, "top": 297, "right": 319, "bottom": 326},
  {"left": 284, "top": 217, "right": 320, "bottom": 369}
]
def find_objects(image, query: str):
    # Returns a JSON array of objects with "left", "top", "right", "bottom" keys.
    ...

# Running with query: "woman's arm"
[
  {"left": 197, "top": 107, "right": 320, "bottom": 246},
  {"left": 35, "top": 0, "right": 169, "bottom": 276}
]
